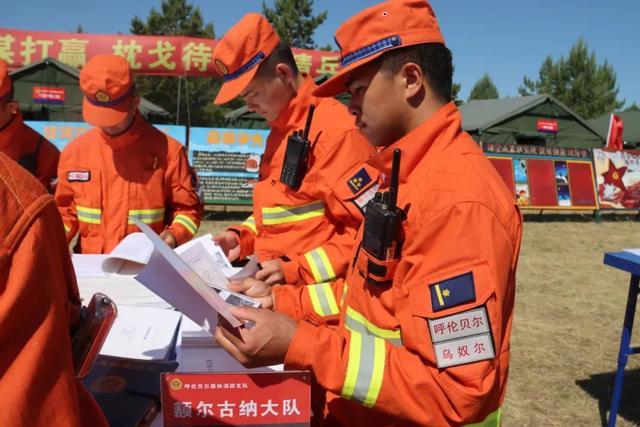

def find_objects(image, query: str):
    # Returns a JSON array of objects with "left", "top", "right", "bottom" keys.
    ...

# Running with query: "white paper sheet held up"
[
  {"left": 178, "top": 242, "right": 229, "bottom": 289},
  {"left": 72, "top": 254, "right": 109, "bottom": 278},
  {"left": 133, "top": 219, "right": 242, "bottom": 333},
  {"left": 175, "top": 234, "right": 232, "bottom": 269},
  {"left": 99, "top": 305, "right": 182, "bottom": 360},
  {"left": 102, "top": 232, "right": 154, "bottom": 274}
]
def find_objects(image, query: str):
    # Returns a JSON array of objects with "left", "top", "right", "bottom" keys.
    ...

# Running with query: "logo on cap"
[
  {"left": 95, "top": 90, "right": 111, "bottom": 103},
  {"left": 215, "top": 59, "right": 229, "bottom": 75}
]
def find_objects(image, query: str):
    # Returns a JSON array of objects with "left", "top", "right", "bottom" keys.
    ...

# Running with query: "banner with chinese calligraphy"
[
  {"left": 484, "top": 143, "right": 599, "bottom": 210},
  {"left": 593, "top": 148, "right": 640, "bottom": 210},
  {"left": 189, "top": 127, "right": 268, "bottom": 205},
  {"left": 25, "top": 120, "right": 186, "bottom": 150},
  {"left": 0, "top": 28, "right": 341, "bottom": 79},
  {"left": 161, "top": 372, "right": 311, "bottom": 426}
]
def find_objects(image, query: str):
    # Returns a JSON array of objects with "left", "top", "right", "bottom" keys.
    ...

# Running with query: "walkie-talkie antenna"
[
  {"left": 302, "top": 104, "right": 316, "bottom": 140},
  {"left": 387, "top": 149, "right": 401, "bottom": 210}
]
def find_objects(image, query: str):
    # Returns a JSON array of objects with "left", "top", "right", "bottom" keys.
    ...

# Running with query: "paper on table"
[
  {"left": 72, "top": 254, "right": 109, "bottom": 278},
  {"left": 77, "top": 276, "right": 171, "bottom": 309},
  {"left": 99, "top": 305, "right": 182, "bottom": 360},
  {"left": 132, "top": 218, "right": 242, "bottom": 333},
  {"left": 102, "top": 232, "right": 154, "bottom": 274},
  {"left": 175, "top": 234, "right": 232, "bottom": 269},
  {"left": 623, "top": 248, "right": 640, "bottom": 257},
  {"left": 228, "top": 256, "right": 260, "bottom": 281}
]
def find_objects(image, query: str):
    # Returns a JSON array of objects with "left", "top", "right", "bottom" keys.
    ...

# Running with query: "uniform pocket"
[{"left": 127, "top": 169, "right": 166, "bottom": 234}]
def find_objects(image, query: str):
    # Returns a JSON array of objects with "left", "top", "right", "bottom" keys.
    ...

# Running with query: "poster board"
[{"left": 593, "top": 148, "right": 640, "bottom": 210}]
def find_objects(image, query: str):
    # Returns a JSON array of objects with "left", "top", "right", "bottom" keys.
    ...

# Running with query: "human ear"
[{"left": 401, "top": 62, "right": 424, "bottom": 100}]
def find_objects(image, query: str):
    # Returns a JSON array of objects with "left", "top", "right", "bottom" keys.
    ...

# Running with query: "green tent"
[
  {"left": 589, "top": 110, "right": 640, "bottom": 149},
  {"left": 223, "top": 75, "right": 351, "bottom": 129},
  {"left": 9, "top": 57, "right": 170, "bottom": 123},
  {"left": 459, "top": 94, "right": 604, "bottom": 149}
]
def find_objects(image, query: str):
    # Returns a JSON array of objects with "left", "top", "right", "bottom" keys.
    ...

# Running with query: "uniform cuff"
[
  {"left": 284, "top": 320, "right": 316, "bottom": 370},
  {"left": 273, "top": 285, "right": 303, "bottom": 322},
  {"left": 280, "top": 257, "right": 304, "bottom": 286}
]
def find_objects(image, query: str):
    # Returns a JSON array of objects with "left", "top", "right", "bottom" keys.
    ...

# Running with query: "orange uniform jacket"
[
  {"left": 0, "top": 152, "right": 107, "bottom": 426},
  {"left": 56, "top": 112, "right": 203, "bottom": 254},
  {"left": 0, "top": 112, "right": 59, "bottom": 191},
  {"left": 230, "top": 77, "right": 374, "bottom": 285},
  {"left": 274, "top": 103, "right": 523, "bottom": 426}
]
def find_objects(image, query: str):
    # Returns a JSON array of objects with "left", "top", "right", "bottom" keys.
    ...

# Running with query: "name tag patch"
[
  {"left": 67, "top": 171, "right": 90, "bottom": 182},
  {"left": 347, "top": 167, "right": 372, "bottom": 194},
  {"left": 353, "top": 183, "right": 378, "bottom": 212},
  {"left": 429, "top": 271, "right": 476, "bottom": 312},
  {"left": 428, "top": 306, "right": 495, "bottom": 368}
]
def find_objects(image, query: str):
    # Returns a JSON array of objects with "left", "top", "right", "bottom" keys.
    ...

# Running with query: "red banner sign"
[
  {"left": 537, "top": 119, "right": 559, "bottom": 134},
  {"left": 161, "top": 371, "right": 311, "bottom": 426},
  {"left": 32, "top": 85, "right": 65, "bottom": 104},
  {"left": 0, "top": 28, "right": 341, "bottom": 79}
]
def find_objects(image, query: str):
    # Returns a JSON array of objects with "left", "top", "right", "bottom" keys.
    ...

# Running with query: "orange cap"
[
  {"left": 212, "top": 13, "right": 281, "bottom": 105},
  {"left": 313, "top": 0, "right": 445, "bottom": 97},
  {"left": 0, "top": 60, "right": 12, "bottom": 101},
  {"left": 80, "top": 54, "right": 135, "bottom": 127}
]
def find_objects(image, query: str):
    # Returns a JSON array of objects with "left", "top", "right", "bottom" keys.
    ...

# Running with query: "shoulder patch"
[
  {"left": 67, "top": 171, "right": 91, "bottom": 182},
  {"left": 429, "top": 271, "right": 476, "bottom": 312},
  {"left": 347, "top": 167, "right": 372, "bottom": 194}
]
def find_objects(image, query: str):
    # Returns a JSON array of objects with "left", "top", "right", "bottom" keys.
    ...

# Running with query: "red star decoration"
[{"left": 601, "top": 159, "right": 627, "bottom": 191}]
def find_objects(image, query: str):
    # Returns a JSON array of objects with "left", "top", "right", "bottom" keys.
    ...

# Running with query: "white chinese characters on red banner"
[{"left": 161, "top": 371, "right": 311, "bottom": 426}]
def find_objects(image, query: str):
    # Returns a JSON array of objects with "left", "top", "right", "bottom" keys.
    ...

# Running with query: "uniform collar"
[
  {"left": 100, "top": 111, "right": 148, "bottom": 150},
  {"left": 0, "top": 112, "right": 24, "bottom": 150},
  {"left": 366, "top": 102, "right": 461, "bottom": 184},
  {"left": 270, "top": 75, "right": 317, "bottom": 130}
]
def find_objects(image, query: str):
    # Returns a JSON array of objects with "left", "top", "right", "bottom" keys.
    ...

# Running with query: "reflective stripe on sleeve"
[
  {"left": 341, "top": 282, "right": 349, "bottom": 307},
  {"left": 304, "top": 247, "right": 337, "bottom": 283},
  {"left": 63, "top": 223, "right": 71, "bottom": 233},
  {"left": 262, "top": 201, "right": 325, "bottom": 225},
  {"left": 241, "top": 215, "right": 257, "bottom": 234},
  {"left": 341, "top": 330, "right": 386, "bottom": 408},
  {"left": 173, "top": 214, "right": 198, "bottom": 235},
  {"left": 76, "top": 205, "right": 101, "bottom": 224},
  {"left": 128, "top": 208, "right": 165, "bottom": 224},
  {"left": 345, "top": 306, "right": 402, "bottom": 347},
  {"left": 306, "top": 282, "right": 340, "bottom": 317}
]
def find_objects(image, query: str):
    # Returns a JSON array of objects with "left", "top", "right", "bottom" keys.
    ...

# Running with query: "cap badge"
[
  {"left": 215, "top": 59, "right": 229, "bottom": 75},
  {"left": 95, "top": 90, "right": 111, "bottom": 103}
]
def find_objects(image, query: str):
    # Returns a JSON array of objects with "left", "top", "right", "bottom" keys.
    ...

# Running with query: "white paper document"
[
  {"left": 178, "top": 242, "right": 230, "bottom": 290},
  {"left": 72, "top": 254, "right": 109, "bottom": 278},
  {"left": 623, "top": 248, "right": 640, "bottom": 257},
  {"left": 99, "top": 305, "right": 182, "bottom": 360},
  {"left": 228, "top": 256, "right": 260, "bottom": 281},
  {"left": 133, "top": 219, "right": 243, "bottom": 334},
  {"left": 102, "top": 232, "right": 154, "bottom": 274},
  {"left": 77, "top": 276, "right": 171, "bottom": 308},
  {"left": 175, "top": 234, "right": 233, "bottom": 269}
]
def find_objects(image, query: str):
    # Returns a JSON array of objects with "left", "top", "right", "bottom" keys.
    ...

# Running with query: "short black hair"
[
  {"left": 378, "top": 43, "right": 453, "bottom": 103},
  {"left": 256, "top": 42, "right": 299, "bottom": 78}
]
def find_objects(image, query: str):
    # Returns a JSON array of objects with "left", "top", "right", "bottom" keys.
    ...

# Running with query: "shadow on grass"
[
  {"left": 203, "top": 209, "right": 252, "bottom": 221},
  {"left": 576, "top": 367, "right": 640, "bottom": 426}
]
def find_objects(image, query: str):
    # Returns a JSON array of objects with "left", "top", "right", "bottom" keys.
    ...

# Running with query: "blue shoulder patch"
[
  {"left": 429, "top": 272, "right": 476, "bottom": 312},
  {"left": 347, "top": 167, "right": 372, "bottom": 194}
]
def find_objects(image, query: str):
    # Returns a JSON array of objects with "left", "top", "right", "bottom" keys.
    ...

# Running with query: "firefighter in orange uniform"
[
  {"left": 0, "top": 152, "right": 107, "bottom": 426},
  {"left": 212, "top": 13, "right": 375, "bottom": 286},
  {"left": 216, "top": 1, "right": 523, "bottom": 425},
  {"left": 0, "top": 60, "right": 59, "bottom": 192},
  {"left": 56, "top": 55, "right": 203, "bottom": 254}
]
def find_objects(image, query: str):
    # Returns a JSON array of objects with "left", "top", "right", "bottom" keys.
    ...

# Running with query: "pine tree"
[
  {"left": 518, "top": 38, "right": 624, "bottom": 119},
  {"left": 130, "top": 0, "right": 240, "bottom": 126},
  {"left": 262, "top": 0, "right": 327, "bottom": 49},
  {"left": 468, "top": 73, "right": 499, "bottom": 101},
  {"left": 624, "top": 102, "right": 639, "bottom": 111}
]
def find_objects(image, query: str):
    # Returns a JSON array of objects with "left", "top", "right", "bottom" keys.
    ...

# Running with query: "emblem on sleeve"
[
  {"left": 429, "top": 271, "right": 476, "bottom": 312},
  {"left": 347, "top": 167, "right": 372, "bottom": 194},
  {"left": 67, "top": 171, "right": 91, "bottom": 182}
]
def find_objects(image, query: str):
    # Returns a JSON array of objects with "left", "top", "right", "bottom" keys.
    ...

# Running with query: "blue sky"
[{"left": 2, "top": 0, "right": 639, "bottom": 105}]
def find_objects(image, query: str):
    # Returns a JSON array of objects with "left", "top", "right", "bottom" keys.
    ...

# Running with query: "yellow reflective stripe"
[
  {"left": 262, "top": 201, "right": 325, "bottom": 225},
  {"left": 306, "top": 282, "right": 339, "bottom": 316},
  {"left": 345, "top": 306, "right": 402, "bottom": 346},
  {"left": 128, "top": 208, "right": 165, "bottom": 224},
  {"left": 304, "top": 247, "right": 337, "bottom": 283},
  {"left": 340, "top": 330, "right": 386, "bottom": 408},
  {"left": 464, "top": 408, "right": 502, "bottom": 427},
  {"left": 76, "top": 205, "right": 101, "bottom": 224},
  {"left": 241, "top": 215, "right": 257, "bottom": 234},
  {"left": 173, "top": 214, "right": 198, "bottom": 235},
  {"left": 63, "top": 223, "right": 70, "bottom": 233},
  {"left": 341, "top": 282, "right": 349, "bottom": 307}
]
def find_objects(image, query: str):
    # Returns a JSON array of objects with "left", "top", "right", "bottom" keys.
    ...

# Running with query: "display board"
[
  {"left": 593, "top": 148, "right": 640, "bottom": 210},
  {"left": 484, "top": 143, "right": 599, "bottom": 210}
]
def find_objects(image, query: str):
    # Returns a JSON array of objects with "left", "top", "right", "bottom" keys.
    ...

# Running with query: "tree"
[
  {"left": 624, "top": 102, "right": 639, "bottom": 111},
  {"left": 75, "top": 24, "right": 84, "bottom": 33},
  {"left": 518, "top": 38, "right": 624, "bottom": 119},
  {"left": 262, "top": 0, "right": 327, "bottom": 49},
  {"left": 468, "top": 73, "right": 499, "bottom": 101},
  {"left": 130, "top": 0, "right": 240, "bottom": 126}
]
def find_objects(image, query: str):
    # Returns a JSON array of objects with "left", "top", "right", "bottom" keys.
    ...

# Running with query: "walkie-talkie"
[
  {"left": 280, "top": 104, "right": 315, "bottom": 189},
  {"left": 362, "top": 149, "right": 404, "bottom": 260}
]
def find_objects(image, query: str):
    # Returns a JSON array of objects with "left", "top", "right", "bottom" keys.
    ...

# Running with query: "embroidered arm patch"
[
  {"left": 347, "top": 167, "right": 372, "bottom": 193},
  {"left": 429, "top": 271, "right": 476, "bottom": 312}
]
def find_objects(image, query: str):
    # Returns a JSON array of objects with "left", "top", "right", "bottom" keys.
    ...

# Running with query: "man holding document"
[{"left": 215, "top": 1, "right": 522, "bottom": 425}]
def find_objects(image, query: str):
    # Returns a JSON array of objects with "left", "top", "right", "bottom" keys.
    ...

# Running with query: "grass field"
[{"left": 198, "top": 214, "right": 640, "bottom": 426}]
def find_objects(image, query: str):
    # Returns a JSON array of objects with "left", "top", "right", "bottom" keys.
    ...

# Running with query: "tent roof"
[
  {"left": 10, "top": 57, "right": 170, "bottom": 118},
  {"left": 459, "top": 94, "right": 599, "bottom": 137},
  {"left": 589, "top": 110, "right": 640, "bottom": 144}
]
